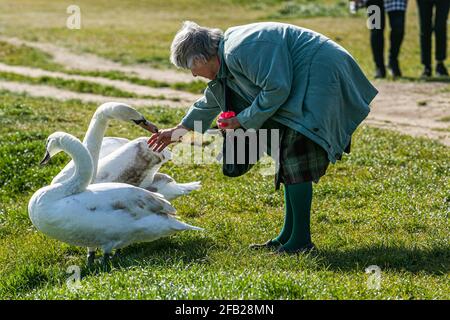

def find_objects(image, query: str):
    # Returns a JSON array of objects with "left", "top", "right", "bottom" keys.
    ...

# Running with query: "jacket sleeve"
[
  {"left": 181, "top": 86, "right": 221, "bottom": 133},
  {"left": 229, "top": 42, "right": 293, "bottom": 130}
]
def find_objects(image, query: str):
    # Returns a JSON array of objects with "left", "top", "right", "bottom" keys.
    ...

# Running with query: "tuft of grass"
[
  {"left": 417, "top": 100, "right": 428, "bottom": 107},
  {"left": 0, "top": 92, "right": 448, "bottom": 299},
  {"left": 432, "top": 127, "right": 450, "bottom": 133},
  {"left": 70, "top": 70, "right": 207, "bottom": 94},
  {"left": 438, "top": 116, "right": 450, "bottom": 122},
  {"left": 268, "top": 0, "right": 349, "bottom": 19},
  {"left": 67, "top": 70, "right": 171, "bottom": 88},
  {"left": 0, "top": 71, "right": 146, "bottom": 98},
  {"left": 0, "top": 41, "right": 62, "bottom": 71},
  {"left": 171, "top": 80, "right": 207, "bottom": 94},
  {"left": 0, "top": 71, "right": 137, "bottom": 97}
]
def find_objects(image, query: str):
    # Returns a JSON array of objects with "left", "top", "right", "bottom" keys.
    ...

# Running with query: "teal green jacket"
[{"left": 181, "top": 22, "right": 378, "bottom": 163}]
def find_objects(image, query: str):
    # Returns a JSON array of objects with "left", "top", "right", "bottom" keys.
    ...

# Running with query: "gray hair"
[{"left": 170, "top": 21, "right": 223, "bottom": 69}]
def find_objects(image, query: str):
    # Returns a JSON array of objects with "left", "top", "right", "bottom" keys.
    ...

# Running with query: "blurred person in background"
[
  {"left": 360, "top": 0, "right": 408, "bottom": 78},
  {"left": 416, "top": 0, "right": 449, "bottom": 77}
]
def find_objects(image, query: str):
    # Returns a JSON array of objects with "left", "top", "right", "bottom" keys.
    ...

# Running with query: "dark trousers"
[
  {"left": 367, "top": 0, "right": 406, "bottom": 69},
  {"left": 416, "top": 0, "right": 450, "bottom": 66}
]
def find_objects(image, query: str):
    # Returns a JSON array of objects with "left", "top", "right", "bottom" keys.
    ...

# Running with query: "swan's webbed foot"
[{"left": 87, "top": 251, "right": 96, "bottom": 267}]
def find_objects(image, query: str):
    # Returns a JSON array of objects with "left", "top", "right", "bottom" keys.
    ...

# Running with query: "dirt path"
[
  {"left": 0, "top": 36, "right": 448, "bottom": 146},
  {"left": 367, "top": 81, "right": 450, "bottom": 146},
  {"left": 0, "top": 36, "right": 194, "bottom": 83},
  {"left": 0, "top": 62, "right": 199, "bottom": 103},
  {"left": 0, "top": 80, "right": 187, "bottom": 108},
  {"left": 2, "top": 77, "right": 447, "bottom": 145}
]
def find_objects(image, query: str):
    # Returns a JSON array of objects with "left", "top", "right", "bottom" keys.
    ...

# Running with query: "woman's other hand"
[
  {"left": 147, "top": 124, "right": 189, "bottom": 152},
  {"left": 217, "top": 117, "right": 241, "bottom": 129}
]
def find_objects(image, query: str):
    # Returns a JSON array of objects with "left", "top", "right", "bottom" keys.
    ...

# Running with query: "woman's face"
[{"left": 190, "top": 57, "right": 220, "bottom": 80}]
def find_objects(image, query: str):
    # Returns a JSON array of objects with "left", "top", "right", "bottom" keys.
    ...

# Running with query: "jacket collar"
[
  {"left": 205, "top": 38, "right": 230, "bottom": 110},
  {"left": 215, "top": 39, "right": 229, "bottom": 80}
]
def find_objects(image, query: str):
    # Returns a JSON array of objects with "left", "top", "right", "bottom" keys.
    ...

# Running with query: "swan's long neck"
[
  {"left": 83, "top": 112, "right": 108, "bottom": 182},
  {"left": 52, "top": 138, "right": 94, "bottom": 198}
]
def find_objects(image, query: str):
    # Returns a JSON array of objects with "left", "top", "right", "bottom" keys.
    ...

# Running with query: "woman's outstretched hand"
[
  {"left": 147, "top": 124, "right": 189, "bottom": 152},
  {"left": 217, "top": 117, "right": 241, "bottom": 129}
]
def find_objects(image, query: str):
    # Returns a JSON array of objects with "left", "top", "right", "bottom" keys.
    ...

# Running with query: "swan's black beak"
[
  {"left": 133, "top": 119, "right": 158, "bottom": 134},
  {"left": 39, "top": 151, "right": 51, "bottom": 166}
]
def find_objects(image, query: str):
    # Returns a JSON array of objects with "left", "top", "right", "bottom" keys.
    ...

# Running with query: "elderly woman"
[{"left": 148, "top": 21, "right": 378, "bottom": 254}]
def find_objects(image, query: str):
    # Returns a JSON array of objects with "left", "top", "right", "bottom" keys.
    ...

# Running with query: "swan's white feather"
[
  {"left": 99, "top": 137, "right": 129, "bottom": 158},
  {"left": 95, "top": 137, "right": 170, "bottom": 186},
  {"left": 148, "top": 173, "right": 201, "bottom": 200}
]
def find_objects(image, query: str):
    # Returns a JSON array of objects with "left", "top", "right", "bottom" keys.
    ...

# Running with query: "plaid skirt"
[
  {"left": 275, "top": 127, "right": 330, "bottom": 189},
  {"left": 262, "top": 119, "right": 332, "bottom": 190}
]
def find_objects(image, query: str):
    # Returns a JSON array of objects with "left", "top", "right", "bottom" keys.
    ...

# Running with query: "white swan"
[
  {"left": 52, "top": 102, "right": 201, "bottom": 200},
  {"left": 28, "top": 132, "right": 202, "bottom": 264}
]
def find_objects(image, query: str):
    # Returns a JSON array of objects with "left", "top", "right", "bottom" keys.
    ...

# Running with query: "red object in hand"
[{"left": 218, "top": 111, "right": 236, "bottom": 128}]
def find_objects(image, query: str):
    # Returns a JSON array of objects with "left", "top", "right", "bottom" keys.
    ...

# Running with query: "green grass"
[
  {"left": 0, "top": 71, "right": 140, "bottom": 98},
  {"left": 0, "top": 70, "right": 205, "bottom": 101},
  {"left": 0, "top": 0, "right": 448, "bottom": 300},
  {"left": 432, "top": 127, "right": 450, "bottom": 133},
  {"left": 70, "top": 70, "right": 207, "bottom": 94},
  {"left": 0, "top": 71, "right": 206, "bottom": 101},
  {"left": 170, "top": 80, "right": 206, "bottom": 94},
  {"left": 269, "top": 0, "right": 349, "bottom": 19},
  {"left": 0, "top": 41, "right": 62, "bottom": 71},
  {"left": 0, "top": 92, "right": 448, "bottom": 299},
  {"left": 1, "top": 0, "right": 448, "bottom": 78},
  {"left": 0, "top": 45, "right": 207, "bottom": 94}
]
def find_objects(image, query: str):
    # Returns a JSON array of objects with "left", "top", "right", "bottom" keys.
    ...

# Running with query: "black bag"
[
  {"left": 221, "top": 128, "right": 260, "bottom": 177},
  {"left": 221, "top": 82, "right": 261, "bottom": 177}
]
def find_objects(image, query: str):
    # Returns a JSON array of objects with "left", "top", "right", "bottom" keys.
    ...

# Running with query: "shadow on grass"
[
  {"left": 0, "top": 236, "right": 212, "bottom": 298},
  {"left": 317, "top": 245, "right": 450, "bottom": 275},
  {"left": 400, "top": 76, "right": 450, "bottom": 83},
  {"left": 84, "top": 236, "right": 214, "bottom": 275}
]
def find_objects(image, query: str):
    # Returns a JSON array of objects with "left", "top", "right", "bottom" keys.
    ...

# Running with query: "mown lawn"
[
  {"left": 0, "top": 92, "right": 448, "bottom": 299},
  {"left": 0, "top": 0, "right": 448, "bottom": 78}
]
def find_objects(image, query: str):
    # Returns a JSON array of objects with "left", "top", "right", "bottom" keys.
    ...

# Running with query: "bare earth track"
[
  {"left": 0, "top": 37, "right": 449, "bottom": 146},
  {"left": 0, "top": 80, "right": 187, "bottom": 107},
  {"left": 367, "top": 81, "right": 450, "bottom": 146},
  {"left": 0, "top": 62, "right": 199, "bottom": 105},
  {"left": 0, "top": 36, "right": 193, "bottom": 83}
]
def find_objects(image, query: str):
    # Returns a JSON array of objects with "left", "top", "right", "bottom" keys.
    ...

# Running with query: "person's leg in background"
[
  {"left": 434, "top": 0, "right": 450, "bottom": 76},
  {"left": 368, "top": 0, "right": 387, "bottom": 78},
  {"left": 387, "top": 10, "right": 406, "bottom": 78},
  {"left": 416, "top": 0, "right": 433, "bottom": 77}
]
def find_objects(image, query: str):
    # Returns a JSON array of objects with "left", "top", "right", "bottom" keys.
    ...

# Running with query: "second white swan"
[{"left": 52, "top": 102, "right": 201, "bottom": 200}]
